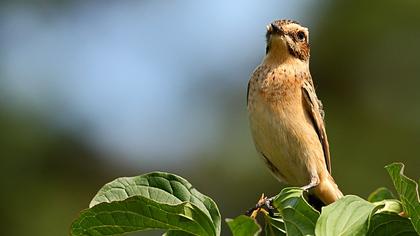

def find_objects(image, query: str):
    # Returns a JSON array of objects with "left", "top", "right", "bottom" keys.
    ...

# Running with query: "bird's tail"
[{"left": 313, "top": 175, "right": 343, "bottom": 205}]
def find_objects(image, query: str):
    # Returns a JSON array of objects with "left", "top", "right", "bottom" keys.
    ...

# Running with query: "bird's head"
[{"left": 265, "top": 19, "right": 310, "bottom": 62}]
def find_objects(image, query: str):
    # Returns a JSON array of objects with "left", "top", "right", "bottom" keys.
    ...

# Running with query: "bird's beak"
[{"left": 266, "top": 23, "right": 284, "bottom": 36}]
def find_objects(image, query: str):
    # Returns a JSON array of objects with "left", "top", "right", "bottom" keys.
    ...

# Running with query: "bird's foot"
[
  {"left": 301, "top": 184, "right": 314, "bottom": 192},
  {"left": 301, "top": 177, "right": 320, "bottom": 192},
  {"left": 245, "top": 193, "right": 275, "bottom": 218}
]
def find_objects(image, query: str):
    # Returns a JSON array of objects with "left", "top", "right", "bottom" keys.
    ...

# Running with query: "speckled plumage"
[{"left": 247, "top": 19, "right": 342, "bottom": 204}]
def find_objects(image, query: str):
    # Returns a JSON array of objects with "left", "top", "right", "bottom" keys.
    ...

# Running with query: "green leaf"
[
  {"left": 386, "top": 163, "right": 420, "bottom": 234},
  {"left": 225, "top": 215, "right": 261, "bottom": 236},
  {"left": 273, "top": 187, "right": 319, "bottom": 236},
  {"left": 72, "top": 195, "right": 215, "bottom": 236},
  {"left": 71, "top": 172, "right": 221, "bottom": 236},
  {"left": 264, "top": 214, "right": 286, "bottom": 236},
  {"left": 315, "top": 195, "right": 376, "bottom": 236},
  {"left": 368, "top": 187, "right": 395, "bottom": 202},
  {"left": 90, "top": 172, "right": 221, "bottom": 234},
  {"left": 372, "top": 199, "right": 403, "bottom": 215},
  {"left": 368, "top": 212, "right": 418, "bottom": 236}
]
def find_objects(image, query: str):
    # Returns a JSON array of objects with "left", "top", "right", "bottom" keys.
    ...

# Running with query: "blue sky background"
[{"left": 1, "top": 1, "right": 316, "bottom": 163}]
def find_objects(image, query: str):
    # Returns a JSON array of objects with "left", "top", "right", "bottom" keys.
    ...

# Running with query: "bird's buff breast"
[{"left": 248, "top": 70, "right": 318, "bottom": 186}]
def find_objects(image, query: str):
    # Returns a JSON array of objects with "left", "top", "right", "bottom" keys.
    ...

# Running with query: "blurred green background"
[{"left": 1, "top": 0, "right": 419, "bottom": 235}]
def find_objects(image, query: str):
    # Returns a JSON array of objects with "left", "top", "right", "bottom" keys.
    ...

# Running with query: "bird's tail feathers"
[{"left": 313, "top": 175, "right": 343, "bottom": 205}]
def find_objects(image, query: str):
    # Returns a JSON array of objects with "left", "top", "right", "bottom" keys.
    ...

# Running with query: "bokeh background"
[{"left": 1, "top": 0, "right": 419, "bottom": 235}]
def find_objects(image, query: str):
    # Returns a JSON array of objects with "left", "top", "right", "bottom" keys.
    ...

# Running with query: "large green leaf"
[
  {"left": 90, "top": 172, "right": 221, "bottom": 233},
  {"left": 71, "top": 172, "right": 220, "bottom": 236},
  {"left": 368, "top": 212, "right": 417, "bottom": 236},
  {"left": 386, "top": 163, "right": 420, "bottom": 234},
  {"left": 225, "top": 215, "right": 261, "bottom": 236},
  {"left": 71, "top": 195, "right": 215, "bottom": 236},
  {"left": 315, "top": 195, "right": 376, "bottom": 236},
  {"left": 273, "top": 187, "right": 319, "bottom": 236}
]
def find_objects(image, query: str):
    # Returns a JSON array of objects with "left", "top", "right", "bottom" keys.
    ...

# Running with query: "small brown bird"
[{"left": 247, "top": 19, "right": 343, "bottom": 206}]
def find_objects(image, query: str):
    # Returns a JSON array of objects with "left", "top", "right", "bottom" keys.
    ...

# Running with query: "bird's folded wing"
[{"left": 302, "top": 79, "right": 331, "bottom": 173}]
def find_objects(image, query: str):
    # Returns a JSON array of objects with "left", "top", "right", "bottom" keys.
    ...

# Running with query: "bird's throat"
[{"left": 264, "top": 38, "right": 293, "bottom": 65}]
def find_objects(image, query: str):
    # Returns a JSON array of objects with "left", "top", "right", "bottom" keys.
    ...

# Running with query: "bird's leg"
[
  {"left": 301, "top": 176, "right": 320, "bottom": 192},
  {"left": 245, "top": 194, "right": 275, "bottom": 218}
]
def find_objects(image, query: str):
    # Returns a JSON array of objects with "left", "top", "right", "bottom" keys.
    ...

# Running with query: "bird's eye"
[{"left": 297, "top": 31, "right": 306, "bottom": 41}]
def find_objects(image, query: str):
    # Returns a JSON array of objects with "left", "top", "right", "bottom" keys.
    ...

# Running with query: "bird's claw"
[
  {"left": 301, "top": 185, "right": 311, "bottom": 192},
  {"left": 245, "top": 194, "right": 275, "bottom": 218}
]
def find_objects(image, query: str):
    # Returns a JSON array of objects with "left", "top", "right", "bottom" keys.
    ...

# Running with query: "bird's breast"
[
  {"left": 247, "top": 65, "right": 317, "bottom": 185},
  {"left": 249, "top": 66, "right": 303, "bottom": 111}
]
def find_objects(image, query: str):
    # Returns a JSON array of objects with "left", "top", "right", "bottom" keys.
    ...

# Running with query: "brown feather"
[{"left": 302, "top": 79, "right": 331, "bottom": 173}]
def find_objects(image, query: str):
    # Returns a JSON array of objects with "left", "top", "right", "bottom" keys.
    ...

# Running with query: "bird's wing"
[{"left": 302, "top": 78, "right": 331, "bottom": 173}]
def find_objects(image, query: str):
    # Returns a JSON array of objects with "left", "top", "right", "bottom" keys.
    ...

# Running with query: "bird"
[{"left": 247, "top": 19, "right": 343, "bottom": 208}]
